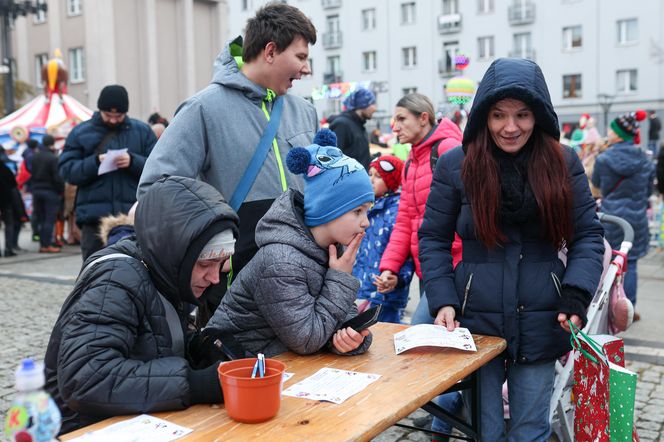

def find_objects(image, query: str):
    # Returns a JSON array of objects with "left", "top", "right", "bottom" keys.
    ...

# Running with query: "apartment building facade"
[
  {"left": 11, "top": 0, "right": 229, "bottom": 120},
  {"left": 230, "top": 0, "right": 664, "bottom": 133}
]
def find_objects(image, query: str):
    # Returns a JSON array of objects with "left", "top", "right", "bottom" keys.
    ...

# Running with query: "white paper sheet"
[
  {"left": 393, "top": 324, "right": 477, "bottom": 354},
  {"left": 68, "top": 414, "right": 192, "bottom": 442},
  {"left": 282, "top": 367, "right": 381, "bottom": 404},
  {"left": 98, "top": 148, "right": 128, "bottom": 175}
]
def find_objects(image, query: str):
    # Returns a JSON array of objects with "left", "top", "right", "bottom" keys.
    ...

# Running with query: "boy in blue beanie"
[{"left": 207, "top": 129, "right": 375, "bottom": 357}]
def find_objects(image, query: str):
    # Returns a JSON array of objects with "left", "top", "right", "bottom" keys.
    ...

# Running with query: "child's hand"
[
  {"left": 328, "top": 232, "right": 364, "bottom": 274},
  {"left": 373, "top": 271, "right": 398, "bottom": 293},
  {"left": 332, "top": 327, "right": 370, "bottom": 353}
]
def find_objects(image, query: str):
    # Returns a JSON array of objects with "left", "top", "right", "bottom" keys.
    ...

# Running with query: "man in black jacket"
[
  {"left": 330, "top": 87, "right": 377, "bottom": 169},
  {"left": 44, "top": 176, "right": 241, "bottom": 435},
  {"left": 31, "top": 135, "right": 65, "bottom": 253}
]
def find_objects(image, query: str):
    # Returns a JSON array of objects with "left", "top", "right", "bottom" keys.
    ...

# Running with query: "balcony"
[
  {"left": 321, "top": 0, "right": 341, "bottom": 8},
  {"left": 508, "top": 49, "right": 536, "bottom": 61},
  {"left": 323, "top": 71, "right": 343, "bottom": 84},
  {"left": 438, "top": 13, "right": 462, "bottom": 34},
  {"left": 508, "top": 2, "right": 535, "bottom": 25},
  {"left": 438, "top": 59, "right": 456, "bottom": 78},
  {"left": 322, "top": 31, "right": 343, "bottom": 49}
]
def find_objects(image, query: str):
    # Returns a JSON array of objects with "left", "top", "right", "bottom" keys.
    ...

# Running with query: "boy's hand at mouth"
[{"left": 328, "top": 232, "right": 365, "bottom": 274}]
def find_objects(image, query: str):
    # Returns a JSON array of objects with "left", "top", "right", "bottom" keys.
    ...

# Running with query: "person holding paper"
[
  {"left": 207, "top": 129, "right": 373, "bottom": 357},
  {"left": 418, "top": 58, "right": 605, "bottom": 441},
  {"left": 59, "top": 85, "right": 156, "bottom": 260},
  {"left": 44, "top": 176, "right": 240, "bottom": 435}
]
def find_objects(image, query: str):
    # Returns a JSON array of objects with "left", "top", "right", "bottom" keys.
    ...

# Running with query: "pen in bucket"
[
  {"left": 251, "top": 357, "right": 260, "bottom": 379},
  {"left": 258, "top": 353, "right": 265, "bottom": 378}
]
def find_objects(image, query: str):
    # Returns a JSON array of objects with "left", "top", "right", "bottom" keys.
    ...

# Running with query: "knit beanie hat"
[
  {"left": 610, "top": 110, "right": 647, "bottom": 141},
  {"left": 369, "top": 155, "right": 404, "bottom": 192},
  {"left": 343, "top": 88, "right": 376, "bottom": 111},
  {"left": 286, "top": 129, "right": 374, "bottom": 227},
  {"left": 97, "top": 85, "right": 129, "bottom": 113},
  {"left": 198, "top": 229, "right": 235, "bottom": 260}
]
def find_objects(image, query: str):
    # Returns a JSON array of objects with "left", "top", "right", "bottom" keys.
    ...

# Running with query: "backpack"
[{"left": 403, "top": 139, "right": 442, "bottom": 178}]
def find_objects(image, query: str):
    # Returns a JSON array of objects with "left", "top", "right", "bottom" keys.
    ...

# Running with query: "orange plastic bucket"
[{"left": 217, "top": 358, "right": 286, "bottom": 424}]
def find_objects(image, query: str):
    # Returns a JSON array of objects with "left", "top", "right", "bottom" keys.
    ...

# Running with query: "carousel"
[{"left": 0, "top": 49, "right": 92, "bottom": 157}]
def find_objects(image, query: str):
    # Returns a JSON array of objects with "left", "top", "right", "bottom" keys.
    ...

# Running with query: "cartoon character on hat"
[
  {"left": 286, "top": 129, "right": 374, "bottom": 227},
  {"left": 369, "top": 155, "right": 404, "bottom": 197}
]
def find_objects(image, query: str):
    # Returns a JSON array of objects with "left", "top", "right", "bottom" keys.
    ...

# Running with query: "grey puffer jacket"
[
  {"left": 44, "top": 176, "right": 239, "bottom": 434},
  {"left": 207, "top": 189, "right": 372, "bottom": 357}
]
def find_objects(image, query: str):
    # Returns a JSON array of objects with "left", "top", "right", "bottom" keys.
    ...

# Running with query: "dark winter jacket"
[
  {"left": 592, "top": 141, "right": 655, "bottom": 259},
  {"left": 0, "top": 161, "right": 16, "bottom": 207},
  {"left": 44, "top": 176, "right": 239, "bottom": 434},
  {"left": 353, "top": 193, "right": 414, "bottom": 309},
  {"left": 419, "top": 58, "right": 605, "bottom": 363},
  {"left": 31, "top": 148, "right": 64, "bottom": 194},
  {"left": 330, "top": 111, "right": 372, "bottom": 169},
  {"left": 207, "top": 189, "right": 372, "bottom": 357},
  {"left": 59, "top": 112, "right": 156, "bottom": 226}
]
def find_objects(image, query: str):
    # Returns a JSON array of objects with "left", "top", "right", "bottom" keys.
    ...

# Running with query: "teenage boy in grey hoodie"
[{"left": 138, "top": 4, "right": 319, "bottom": 314}]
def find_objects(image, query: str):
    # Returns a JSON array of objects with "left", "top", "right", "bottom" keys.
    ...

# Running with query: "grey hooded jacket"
[
  {"left": 138, "top": 38, "right": 317, "bottom": 281},
  {"left": 207, "top": 189, "right": 372, "bottom": 357}
]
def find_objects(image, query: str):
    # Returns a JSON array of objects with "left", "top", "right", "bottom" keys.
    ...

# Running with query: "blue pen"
[
  {"left": 258, "top": 353, "right": 265, "bottom": 378},
  {"left": 251, "top": 357, "right": 260, "bottom": 379}
]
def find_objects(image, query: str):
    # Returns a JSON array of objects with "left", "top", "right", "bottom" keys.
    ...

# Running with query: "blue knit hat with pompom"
[{"left": 287, "top": 129, "right": 374, "bottom": 226}]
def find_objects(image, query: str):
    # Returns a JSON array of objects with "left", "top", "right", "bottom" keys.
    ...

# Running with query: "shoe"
[
  {"left": 39, "top": 246, "right": 61, "bottom": 253},
  {"left": 633, "top": 312, "right": 640, "bottom": 322},
  {"left": 3, "top": 249, "right": 17, "bottom": 257},
  {"left": 412, "top": 414, "right": 433, "bottom": 429},
  {"left": 32, "top": 234, "right": 40, "bottom": 242},
  {"left": 54, "top": 239, "right": 64, "bottom": 247},
  {"left": 13, "top": 246, "right": 27, "bottom": 253}
]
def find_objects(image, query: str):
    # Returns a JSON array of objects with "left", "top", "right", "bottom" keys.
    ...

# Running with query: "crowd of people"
[{"left": 0, "top": 2, "right": 661, "bottom": 440}]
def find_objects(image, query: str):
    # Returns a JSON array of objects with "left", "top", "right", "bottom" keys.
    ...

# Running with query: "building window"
[
  {"left": 33, "top": 0, "right": 47, "bottom": 23},
  {"left": 512, "top": 32, "right": 532, "bottom": 58},
  {"left": 362, "top": 51, "right": 377, "bottom": 72},
  {"left": 616, "top": 19, "right": 638, "bottom": 45},
  {"left": 403, "top": 87, "right": 418, "bottom": 95},
  {"left": 326, "top": 14, "right": 340, "bottom": 33},
  {"left": 402, "top": 47, "right": 417, "bottom": 68},
  {"left": 562, "top": 25, "right": 582, "bottom": 50},
  {"left": 478, "top": 36, "right": 494, "bottom": 60},
  {"left": 442, "top": 0, "right": 459, "bottom": 14},
  {"left": 34, "top": 53, "right": 48, "bottom": 87},
  {"left": 442, "top": 41, "right": 458, "bottom": 73},
  {"left": 67, "top": 0, "right": 82, "bottom": 16},
  {"left": 616, "top": 69, "right": 637, "bottom": 93},
  {"left": 563, "top": 74, "right": 582, "bottom": 98},
  {"left": 241, "top": 0, "right": 249, "bottom": 11},
  {"left": 401, "top": 2, "right": 416, "bottom": 25},
  {"left": 477, "top": 0, "right": 493, "bottom": 13},
  {"left": 307, "top": 58, "right": 313, "bottom": 76},
  {"left": 361, "top": 8, "right": 376, "bottom": 31},
  {"left": 325, "top": 55, "right": 341, "bottom": 83},
  {"left": 69, "top": 47, "right": 85, "bottom": 83}
]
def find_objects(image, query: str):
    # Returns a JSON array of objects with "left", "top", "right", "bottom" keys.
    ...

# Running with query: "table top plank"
[{"left": 61, "top": 323, "right": 506, "bottom": 442}]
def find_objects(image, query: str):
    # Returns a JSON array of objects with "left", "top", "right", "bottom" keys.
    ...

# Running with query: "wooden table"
[{"left": 61, "top": 323, "right": 506, "bottom": 442}]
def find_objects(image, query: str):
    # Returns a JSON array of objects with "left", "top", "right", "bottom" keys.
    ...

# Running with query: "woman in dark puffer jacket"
[{"left": 419, "top": 58, "right": 605, "bottom": 441}]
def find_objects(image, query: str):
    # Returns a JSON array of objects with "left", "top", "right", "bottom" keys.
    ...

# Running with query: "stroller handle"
[{"left": 597, "top": 212, "right": 634, "bottom": 244}]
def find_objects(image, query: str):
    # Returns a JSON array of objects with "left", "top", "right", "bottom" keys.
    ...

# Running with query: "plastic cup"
[{"left": 217, "top": 358, "right": 286, "bottom": 424}]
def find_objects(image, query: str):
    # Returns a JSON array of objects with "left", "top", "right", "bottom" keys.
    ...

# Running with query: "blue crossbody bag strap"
[{"left": 229, "top": 96, "right": 284, "bottom": 212}]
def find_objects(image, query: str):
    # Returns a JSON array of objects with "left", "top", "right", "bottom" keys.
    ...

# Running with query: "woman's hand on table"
[{"left": 434, "top": 306, "right": 460, "bottom": 331}]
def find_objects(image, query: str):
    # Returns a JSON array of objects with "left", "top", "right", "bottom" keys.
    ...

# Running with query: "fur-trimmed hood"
[{"left": 98, "top": 213, "right": 134, "bottom": 246}]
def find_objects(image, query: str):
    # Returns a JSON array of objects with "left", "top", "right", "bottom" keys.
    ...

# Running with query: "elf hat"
[
  {"left": 369, "top": 155, "right": 404, "bottom": 192},
  {"left": 286, "top": 129, "right": 374, "bottom": 227},
  {"left": 610, "top": 110, "right": 647, "bottom": 141}
]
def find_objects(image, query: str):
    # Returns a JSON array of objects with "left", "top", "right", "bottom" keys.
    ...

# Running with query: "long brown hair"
[{"left": 461, "top": 127, "right": 573, "bottom": 249}]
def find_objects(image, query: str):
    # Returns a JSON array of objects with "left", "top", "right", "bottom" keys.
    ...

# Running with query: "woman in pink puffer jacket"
[{"left": 377, "top": 93, "right": 462, "bottom": 297}]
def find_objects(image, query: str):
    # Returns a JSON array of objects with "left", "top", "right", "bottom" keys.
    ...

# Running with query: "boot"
[{"left": 3, "top": 249, "right": 17, "bottom": 257}]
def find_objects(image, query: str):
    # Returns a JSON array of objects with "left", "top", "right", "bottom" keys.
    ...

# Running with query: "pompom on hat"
[
  {"left": 369, "top": 155, "right": 404, "bottom": 192},
  {"left": 343, "top": 87, "right": 376, "bottom": 111},
  {"left": 287, "top": 129, "right": 374, "bottom": 227},
  {"left": 610, "top": 110, "right": 647, "bottom": 141}
]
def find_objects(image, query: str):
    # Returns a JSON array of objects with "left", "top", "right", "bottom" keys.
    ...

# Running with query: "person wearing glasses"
[
  {"left": 353, "top": 155, "right": 414, "bottom": 323},
  {"left": 59, "top": 85, "right": 157, "bottom": 260}
]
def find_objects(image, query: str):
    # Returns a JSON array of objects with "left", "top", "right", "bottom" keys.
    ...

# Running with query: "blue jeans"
[
  {"left": 624, "top": 257, "right": 638, "bottom": 306},
  {"left": 411, "top": 293, "right": 464, "bottom": 435},
  {"left": 33, "top": 189, "right": 61, "bottom": 248},
  {"left": 648, "top": 139, "right": 660, "bottom": 159},
  {"left": 479, "top": 356, "right": 556, "bottom": 441}
]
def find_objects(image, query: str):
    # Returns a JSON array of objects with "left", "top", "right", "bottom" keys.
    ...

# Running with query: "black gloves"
[
  {"left": 186, "top": 328, "right": 248, "bottom": 369},
  {"left": 558, "top": 285, "right": 591, "bottom": 327}
]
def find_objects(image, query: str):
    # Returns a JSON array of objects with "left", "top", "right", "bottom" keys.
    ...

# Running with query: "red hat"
[{"left": 369, "top": 155, "right": 404, "bottom": 192}]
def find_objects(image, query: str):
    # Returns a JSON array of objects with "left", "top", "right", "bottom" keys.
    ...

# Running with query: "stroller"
[{"left": 548, "top": 212, "right": 635, "bottom": 441}]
